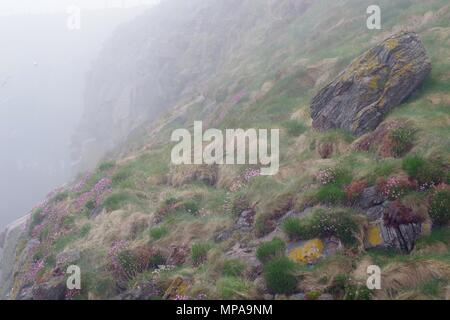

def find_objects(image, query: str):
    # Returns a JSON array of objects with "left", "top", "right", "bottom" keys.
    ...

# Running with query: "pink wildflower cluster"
[
  {"left": 232, "top": 90, "right": 247, "bottom": 104},
  {"left": 377, "top": 176, "right": 413, "bottom": 200},
  {"left": 65, "top": 289, "right": 81, "bottom": 300},
  {"left": 243, "top": 168, "right": 261, "bottom": 182},
  {"left": 23, "top": 259, "right": 44, "bottom": 283},
  {"left": 107, "top": 240, "right": 129, "bottom": 278},
  {"left": 316, "top": 168, "right": 336, "bottom": 185},
  {"left": 74, "top": 176, "right": 112, "bottom": 210},
  {"left": 175, "top": 295, "right": 190, "bottom": 300},
  {"left": 71, "top": 172, "right": 92, "bottom": 193},
  {"left": 229, "top": 168, "right": 261, "bottom": 192}
]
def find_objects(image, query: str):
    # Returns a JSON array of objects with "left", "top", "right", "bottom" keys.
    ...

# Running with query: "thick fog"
[{"left": 0, "top": 1, "right": 158, "bottom": 230}]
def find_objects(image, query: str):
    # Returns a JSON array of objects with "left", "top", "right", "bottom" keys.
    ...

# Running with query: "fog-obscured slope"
[{"left": 0, "top": 8, "right": 148, "bottom": 230}]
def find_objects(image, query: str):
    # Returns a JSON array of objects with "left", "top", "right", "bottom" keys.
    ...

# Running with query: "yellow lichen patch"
[
  {"left": 421, "top": 221, "right": 432, "bottom": 236},
  {"left": 163, "top": 277, "right": 189, "bottom": 300},
  {"left": 368, "top": 75, "right": 380, "bottom": 90},
  {"left": 288, "top": 239, "right": 324, "bottom": 264},
  {"left": 385, "top": 38, "right": 399, "bottom": 50},
  {"left": 367, "top": 223, "right": 384, "bottom": 247}
]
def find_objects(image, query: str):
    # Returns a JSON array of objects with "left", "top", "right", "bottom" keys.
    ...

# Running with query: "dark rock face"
[
  {"left": 311, "top": 32, "right": 431, "bottom": 135},
  {"left": 32, "top": 276, "right": 66, "bottom": 300}
]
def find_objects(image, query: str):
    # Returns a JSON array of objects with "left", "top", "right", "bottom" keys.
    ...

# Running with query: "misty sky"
[
  {"left": 0, "top": 1, "right": 159, "bottom": 230},
  {"left": 0, "top": 0, "right": 160, "bottom": 15}
]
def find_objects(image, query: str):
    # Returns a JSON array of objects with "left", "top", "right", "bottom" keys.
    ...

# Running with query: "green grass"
[
  {"left": 256, "top": 237, "right": 286, "bottom": 264},
  {"left": 283, "top": 120, "right": 307, "bottom": 136},
  {"left": 217, "top": 277, "right": 250, "bottom": 299},
  {"left": 222, "top": 259, "right": 247, "bottom": 277},
  {"left": 191, "top": 242, "right": 213, "bottom": 266},
  {"left": 316, "top": 185, "right": 346, "bottom": 205},
  {"left": 102, "top": 191, "right": 140, "bottom": 212},
  {"left": 149, "top": 226, "right": 169, "bottom": 240},
  {"left": 283, "top": 208, "right": 361, "bottom": 246}
]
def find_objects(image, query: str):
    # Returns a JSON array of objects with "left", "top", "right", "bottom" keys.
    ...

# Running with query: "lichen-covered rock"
[
  {"left": 365, "top": 201, "right": 426, "bottom": 252},
  {"left": 311, "top": 31, "right": 431, "bottom": 135}
]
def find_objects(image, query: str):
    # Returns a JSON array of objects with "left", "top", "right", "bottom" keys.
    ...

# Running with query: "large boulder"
[{"left": 311, "top": 31, "right": 431, "bottom": 135}]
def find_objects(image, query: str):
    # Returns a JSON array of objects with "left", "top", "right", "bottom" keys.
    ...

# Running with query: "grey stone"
[
  {"left": 366, "top": 204, "right": 385, "bottom": 221},
  {"left": 358, "top": 187, "right": 384, "bottom": 209},
  {"left": 311, "top": 31, "right": 431, "bottom": 135},
  {"left": 32, "top": 276, "right": 67, "bottom": 300}
]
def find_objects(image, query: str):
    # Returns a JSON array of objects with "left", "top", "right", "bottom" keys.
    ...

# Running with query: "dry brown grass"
[{"left": 375, "top": 260, "right": 450, "bottom": 300}]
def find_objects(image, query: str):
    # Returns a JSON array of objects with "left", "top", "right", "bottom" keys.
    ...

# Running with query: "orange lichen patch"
[
  {"left": 288, "top": 239, "right": 324, "bottom": 264},
  {"left": 366, "top": 223, "right": 384, "bottom": 247}
]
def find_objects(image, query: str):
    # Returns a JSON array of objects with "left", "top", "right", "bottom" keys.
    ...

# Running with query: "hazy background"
[{"left": 0, "top": 1, "right": 159, "bottom": 229}]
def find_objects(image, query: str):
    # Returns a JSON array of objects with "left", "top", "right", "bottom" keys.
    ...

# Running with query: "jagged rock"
[
  {"left": 366, "top": 202, "right": 389, "bottom": 221},
  {"left": 365, "top": 200, "right": 425, "bottom": 252},
  {"left": 235, "top": 209, "right": 255, "bottom": 230},
  {"left": 358, "top": 187, "right": 384, "bottom": 209},
  {"left": 311, "top": 31, "right": 431, "bottom": 135},
  {"left": 32, "top": 276, "right": 66, "bottom": 300},
  {"left": 380, "top": 223, "right": 423, "bottom": 253}
]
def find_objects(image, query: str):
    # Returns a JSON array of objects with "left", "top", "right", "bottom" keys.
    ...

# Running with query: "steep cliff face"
[{"left": 71, "top": 0, "right": 314, "bottom": 172}]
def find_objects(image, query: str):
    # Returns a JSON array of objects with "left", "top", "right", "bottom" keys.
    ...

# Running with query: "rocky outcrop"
[
  {"left": 311, "top": 31, "right": 431, "bottom": 135},
  {"left": 364, "top": 199, "right": 426, "bottom": 253}
]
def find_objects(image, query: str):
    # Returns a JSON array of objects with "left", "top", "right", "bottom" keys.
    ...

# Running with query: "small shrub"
[
  {"left": 402, "top": 155, "right": 425, "bottom": 178},
  {"left": 390, "top": 126, "right": 416, "bottom": 157},
  {"left": 191, "top": 243, "right": 212, "bottom": 266},
  {"left": 222, "top": 259, "right": 246, "bottom": 277},
  {"left": 282, "top": 217, "right": 316, "bottom": 241},
  {"left": 429, "top": 189, "right": 450, "bottom": 226},
  {"left": 316, "top": 185, "right": 346, "bottom": 204},
  {"left": 284, "top": 120, "right": 306, "bottom": 136},
  {"left": 150, "top": 226, "right": 168, "bottom": 240},
  {"left": 283, "top": 209, "right": 360, "bottom": 246},
  {"left": 256, "top": 237, "right": 286, "bottom": 264},
  {"left": 263, "top": 257, "right": 297, "bottom": 294}
]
